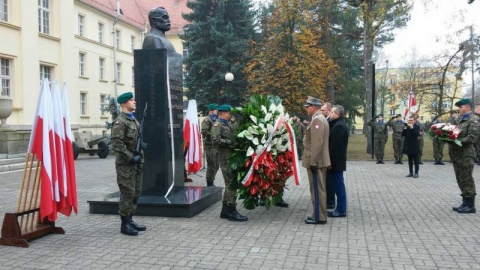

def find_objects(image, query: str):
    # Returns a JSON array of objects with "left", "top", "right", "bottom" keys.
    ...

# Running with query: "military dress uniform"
[
  {"left": 451, "top": 99, "right": 480, "bottom": 213},
  {"left": 211, "top": 104, "right": 248, "bottom": 222},
  {"left": 201, "top": 104, "right": 219, "bottom": 186},
  {"left": 387, "top": 115, "right": 405, "bottom": 164},
  {"left": 367, "top": 115, "right": 388, "bottom": 164},
  {"left": 111, "top": 92, "right": 146, "bottom": 236},
  {"left": 416, "top": 121, "right": 425, "bottom": 164}
]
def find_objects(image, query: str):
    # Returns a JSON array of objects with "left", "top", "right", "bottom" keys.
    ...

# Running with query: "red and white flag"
[
  {"left": 28, "top": 78, "right": 58, "bottom": 222},
  {"left": 61, "top": 82, "right": 78, "bottom": 214},
  {"left": 403, "top": 91, "right": 418, "bottom": 121},
  {"left": 183, "top": 100, "right": 202, "bottom": 174}
]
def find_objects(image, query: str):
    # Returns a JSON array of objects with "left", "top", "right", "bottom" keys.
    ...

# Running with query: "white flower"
[
  {"left": 252, "top": 137, "right": 259, "bottom": 145},
  {"left": 248, "top": 126, "right": 259, "bottom": 135},
  {"left": 261, "top": 105, "right": 268, "bottom": 114},
  {"left": 237, "top": 130, "right": 246, "bottom": 138},
  {"left": 246, "top": 146, "right": 255, "bottom": 157},
  {"left": 250, "top": 115, "right": 257, "bottom": 124},
  {"left": 261, "top": 134, "right": 266, "bottom": 144},
  {"left": 267, "top": 123, "right": 275, "bottom": 134},
  {"left": 265, "top": 113, "right": 273, "bottom": 122},
  {"left": 269, "top": 103, "right": 277, "bottom": 113},
  {"left": 245, "top": 132, "right": 253, "bottom": 140},
  {"left": 258, "top": 123, "right": 267, "bottom": 134},
  {"left": 277, "top": 104, "right": 285, "bottom": 114},
  {"left": 276, "top": 145, "right": 287, "bottom": 152}
]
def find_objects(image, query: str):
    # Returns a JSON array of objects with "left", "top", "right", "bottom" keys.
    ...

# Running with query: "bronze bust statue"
[{"left": 142, "top": 7, "right": 176, "bottom": 52}]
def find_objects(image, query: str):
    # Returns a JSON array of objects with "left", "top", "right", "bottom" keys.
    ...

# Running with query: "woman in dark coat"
[{"left": 402, "top": 117, "right": 421, "bottom": 178}]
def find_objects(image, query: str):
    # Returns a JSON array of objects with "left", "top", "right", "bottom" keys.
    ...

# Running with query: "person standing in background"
[
  {"left": 431, "top": 116, "right": 446, "bottom": 165},
  {"left": 387, "top": 114, "right": 405, "bottom": 164},
  {"left": 402, "top": 117, "right": 421, "bottom": 178},
  {"left": 201, "top": 103, "right": 219, "bottom": 186},
  {"left": 367, "top": 114, "right": 388, "bottom": 164},
  {"left": 414, "top": 114, "right": 425, "bottom": 164}
]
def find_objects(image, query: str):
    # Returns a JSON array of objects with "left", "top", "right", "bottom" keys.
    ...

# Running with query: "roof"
[{"left": 77, "top": 0, "right": 191, "bottom": 35}]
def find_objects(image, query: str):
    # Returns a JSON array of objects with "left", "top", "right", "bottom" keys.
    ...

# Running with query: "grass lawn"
[{"left": 347, "top": 133, "right": 448, "bottom": 162}]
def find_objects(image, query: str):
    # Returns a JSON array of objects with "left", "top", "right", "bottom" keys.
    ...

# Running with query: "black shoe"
[
  {"left": 259, "top": 199, "right": 266, "bottom": 206},
  {"left": 438, "top": 160, "right": 445, "bottom": 165},
  {"left": 206, "top": 181, "right": 214, "bottom": 186},
  {"left": 406, "top": 174, "right": 413, "bottom": 177},
  {"left": 453, "top": 198, "right": 466, "bottom": 212},
  {"left": 120, "top": 216, "right": 138, "bottom": 236},
  {"left": 419, "top": 161, "right": 423, "bottom": 165},
  {"left": 376, "top": 160, "right": 381, "bottom": 164},
  {"left": 328, "top": 211, "right": 346, "bottom": 218},
  {"left": 305, "top": 216, "right": 326, "bottom": 225},
  {"left": 413, "top": 174, "right": 419, "bottom": 178},
  {"left": 220, "top": 205, "right": 248, "bottom": 221},
  {"left": 275, "top": 199, "right": 289, "bottom": 208},
  {"left": 457, "top": 197, "right": 476, "bottom": 214},
  {"left": 399, "top": 160, "right": 403, "bottom": 164},
  {"left": 327, "top": 204, "right": 335, "bottom": 210},
  {"left": 128, "top": 214, "right": 146, "bottom": 231},
  {"left": 394, "top": 160, "right": 400, "bottom": 164},
  {"left": 379, "top": 160, "right": 385, "bottom": 164}
]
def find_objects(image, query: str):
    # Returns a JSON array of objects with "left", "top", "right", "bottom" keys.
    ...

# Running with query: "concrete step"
[{"left": 0, "top": 157, "right": 27, "bottom": 173}]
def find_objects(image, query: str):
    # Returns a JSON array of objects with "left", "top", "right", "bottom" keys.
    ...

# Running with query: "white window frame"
[
  {"left": 131, "top": 66, "right": 134, "bottom": 86},
  {"left": 78, "top": 14, "right": 84, "bottom": 36},
  {"left": 1, "top": 58, "right": 11, "bottom": 97},
  {"left": 131, "top": 36, "right": 135, "bottom": 52},
  {"left": 99, "top": 58, "right": 105, "bottom": 80},
  {"left": 100, "top": 94, "right": 107, "bottom": 116},
  {"left": 0, "top": 0, "right": 8, "bottom": 22},
  {"left": 79, "top": 53, "right": 86, "bottom": 77},
  {"left": 98, "top": 22, "right": 104, "bottom": 43},
  {"left": 80, "top": 92, "right": 87, "bottom": 115},
  {"left": 38, "top": 0, "right": 50, "bottom": 34},
  {"left": 39, "top": 64, "right": 52, "bottom": 82},
  {"left": 116, "top": 62, "right": 121, "bottom": 83},
  {"left": 115, "top": 29, "right": 121, "bottom": 49}
]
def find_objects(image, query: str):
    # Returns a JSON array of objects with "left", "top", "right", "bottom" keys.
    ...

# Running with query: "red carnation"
[
  {"left": 249, "top": 185, "right": 258, "bottom": 196},
  {"left": 431, "top": 125, "right": 437, "bottom": 130},
  {"left": 450, "top": 134, "right": 456, "bottom": 140},
  {"left": 436, "top": 130, "right": 442, "bottom": 136}
]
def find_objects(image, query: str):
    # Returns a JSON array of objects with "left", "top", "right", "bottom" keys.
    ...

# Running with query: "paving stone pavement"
[{"left": 0, "top": 155, "right": 480, "bottom": 270}]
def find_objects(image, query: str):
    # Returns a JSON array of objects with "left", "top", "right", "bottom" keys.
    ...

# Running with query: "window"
[
  {"left": 116, "top": 62, "right": 121, "bottom": 83},
  {"left": 79, "top": 53, "right": 86, "bottom": 77},
  {"left": 115, "top": 29, "right": 120, "bottom": 49},
  {"left": 131, "top": 36, "right": 135, "bottom": 52},
  {"left": 78, "top": 14, "right": 84, "bottom": 36},
  {"left": 1, "top": 58, "right": 11, "bottom": 96},
  {"left": 389, "top": 74, "right": 397, "bottom": 86},
  {"left": 39, "top": 64, "right": 51, "bottom": 81},
  {"left": 99, "top": 58, "right": 105, "bottom": 80},
  {"left": 182, "top": 42, "right": 189, "bottom": 58},
  {"left": 100, "top": 94, "right": 107, "bottom": 116},
  {"left": 0, "top": 0, "right": 8, "bottom": 22},
  {"left": 389, "top": 109, "right": 396, "bottom": 116},
  {"left": 98, "top": 22, "right": 104, "bottom": 43},
  {"left": 80, "top": 92, "right": 87, "bottom": 115},
  {"left": 38, "top": 0, "right": 50, "bottom": 34},
  {"left": 131, "top": 66, "right": 134, "bottom": 86}
]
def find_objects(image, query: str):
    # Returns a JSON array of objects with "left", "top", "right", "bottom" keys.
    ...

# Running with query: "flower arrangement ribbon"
[{"left": 241, "top": 116, "right": 301, "bottom": 186}]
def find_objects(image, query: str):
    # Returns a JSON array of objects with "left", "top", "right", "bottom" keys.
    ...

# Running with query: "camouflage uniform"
[
  {"left": 201, "top": 114, "right": 219, "bottom": 185},
  {"left": 387, "top": 117, "right": 404, "bottom": 163},
  {"left": 294, "top": 120, "right": 305, "bottom": 158},
  {"left": 211, "top": 117, "right": 237, "bottom": 206},
  {"left": 451, "top": 113, "right": 480, "bottom": 199},
  {"left": 111, "top": 112, "right": 143, "bottom": 217},
  {"left": 367, "top": 117, "right": 388, "bottom": 163},
  {"left": 415, "top": 121, "right": 424, "bottom": 163}
]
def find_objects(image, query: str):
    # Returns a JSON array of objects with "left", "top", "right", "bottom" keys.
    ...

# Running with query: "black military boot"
[
  {"left": 398, "top": 158, "right": 403, "bottom": 164},
  {"left": 452, "top": 197, "right": 466, "bottom": 212},
  {"left": 128, "top": 214, "right": 146, "bottom": 231},
  {"left": 438, "top": 159, "right": 445, "bottom": 165},
  {"left": 220, "top": 205, "right": 248, "bottom": 221},
  {"left": 206, "top": 181, "right": 214, "bottom": 187},
  {"left": 120, "top": 215, "right": 138, "bottom": 236},
  {"left": 394, "top": 158, "right": 400, "bottom": 164},
  {"left": 457, "top": 197, "right": 476, "bottom": 214},
  {"left": 275, "top": 198, "right": 289, "bottom": 208}
]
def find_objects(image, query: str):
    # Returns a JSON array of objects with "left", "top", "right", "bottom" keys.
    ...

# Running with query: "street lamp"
[
  {"left": 225, "top": 72, "right": 234, "bottom": 103},
  {"left": 371, "top": 50, "right": 378, "bottom": 159}
]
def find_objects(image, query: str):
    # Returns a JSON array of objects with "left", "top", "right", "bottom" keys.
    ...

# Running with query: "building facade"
[{"left": 0, "top": 0, "right": 189, "bottom": 136}]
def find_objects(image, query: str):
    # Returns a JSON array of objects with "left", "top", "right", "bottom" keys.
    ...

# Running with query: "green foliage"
[{"left": 181, "top": 0, "right": 256, "bottom": 110}]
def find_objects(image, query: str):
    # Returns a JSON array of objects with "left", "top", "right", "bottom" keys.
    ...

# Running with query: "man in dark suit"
[
  {"left": 327, "top": 105, "right": 349, "bottom": 217},
  {"left": 302, "top": 96, "right": 330, "bottom": 224}
]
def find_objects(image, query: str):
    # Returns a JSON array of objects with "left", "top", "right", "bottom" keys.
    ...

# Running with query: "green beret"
[
  {"left": 454, "top": 98, "right": 471, "bottom": 107},
  {"left": 217, "top": 104, "right": 231, "bottom": 112},
  {"left": 117, "top": 92, "right": 134, "bottom": 104},
  {"left": 207, "top": 103, "right": 219, "bottom": 111}
]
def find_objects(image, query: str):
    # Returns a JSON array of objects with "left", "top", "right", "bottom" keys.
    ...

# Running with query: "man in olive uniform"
[
  {"left": 111, "top": 92, "right": 146, "bottom": 236},
  {"left": 387, "top": 114, "right": 405, "bottom": 164},
  {"left": 451, "top": 99, "right": 479, "bottom": 213},
  {"left": 413, "top": 115, "right": 425, "bottom": 164},
  {"left": 201, "top": 103, "right": 219, "bottom": 186},
  {"left": 211, "top": 104, "right": 248, "bottom": 222},
  {"left": 431, "top": 116, "right": 445, "bottom": 165},
  {"left": 367, "top": 114, "right": 388, "bottom": 164},
  {"left": 448, "top": 110, "right": 459, "bottom": 163}
]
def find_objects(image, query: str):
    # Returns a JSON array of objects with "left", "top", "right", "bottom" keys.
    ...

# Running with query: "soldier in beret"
[
  {"left": 302, "top": 96, "right": 330, "bottom": 224},
  {"left": 212, "top": 104, "right": 248, "bottom": 221},
  {"left": 367, "top": 114, "right": 388, "bottom": 164},
  {"left": 201, "top": 103, "right": 219, "bottom": 186},
  {"left": 450, "top": 99, "right": 479, "bottom": 213},
  {"left": 111, "top": 92, "right": 146, "bottom": 236},
  {"left": 387, "top": 114, "right": 405, "bottom": 164}
]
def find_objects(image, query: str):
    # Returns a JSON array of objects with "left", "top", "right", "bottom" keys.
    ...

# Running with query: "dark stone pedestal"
[{"left": 88, "top": 186, "right": 223, "bottom": 217}]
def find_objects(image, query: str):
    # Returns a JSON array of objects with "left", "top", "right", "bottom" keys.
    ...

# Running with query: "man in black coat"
[
  {"left": 402, "top": 117, "right": 421, "bottom": 178},
  {"left": 326, "top": 105, "right": 349, "bottom": 217}
]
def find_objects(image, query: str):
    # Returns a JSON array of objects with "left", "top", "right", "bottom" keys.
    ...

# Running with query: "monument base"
[
  {"left": 87, "top": 186, "right": 223, "bottom": 217},
  {"left": 0, "top": 128, "right": 30, "bottom": 156}
]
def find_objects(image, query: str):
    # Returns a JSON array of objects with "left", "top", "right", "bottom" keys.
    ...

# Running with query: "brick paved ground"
[{"left": 0, "top": 155, "right": 479, "bottom": 269}]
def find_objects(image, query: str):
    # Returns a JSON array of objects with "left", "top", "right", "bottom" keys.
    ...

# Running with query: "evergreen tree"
[{"left": 181, "top": 0, "right": 256, "bottom": 110}]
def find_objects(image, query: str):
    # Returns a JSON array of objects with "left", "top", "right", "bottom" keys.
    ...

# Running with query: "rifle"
[{"left": 135, "top": 103, "right": 148, "bottom": 171}]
